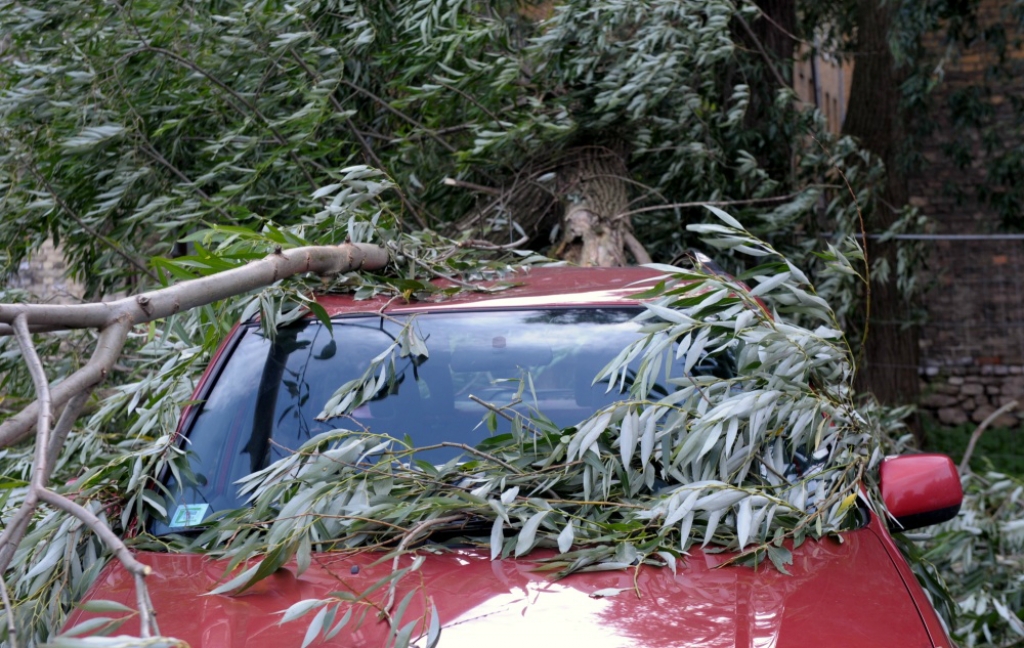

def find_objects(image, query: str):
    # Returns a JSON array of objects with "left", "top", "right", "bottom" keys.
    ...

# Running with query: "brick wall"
[{"left": 910, "top": 0, "right": 1024, "bottom": 428}]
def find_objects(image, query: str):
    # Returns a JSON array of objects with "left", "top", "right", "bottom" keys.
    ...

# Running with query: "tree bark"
[
  {"left": 751, "top": 0, "right": 796, "bottom": 66},
  {"left": 554, "top": 147, "right": 638, "bottom": 266},
  {"left": 449, "top": 145, "right": 648, "bottom": 266},
  {"left": 842, "top": 0, "right": 921, "bottom": 414}
]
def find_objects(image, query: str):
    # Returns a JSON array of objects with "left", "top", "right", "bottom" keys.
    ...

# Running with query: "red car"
[{"left": 68, "top": 266, "right": 962, "bottom": 647}]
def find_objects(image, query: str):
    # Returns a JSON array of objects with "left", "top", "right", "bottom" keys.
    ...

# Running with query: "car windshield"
[{"left": 156, "top": 307, "right": 734, "bottom": 532}]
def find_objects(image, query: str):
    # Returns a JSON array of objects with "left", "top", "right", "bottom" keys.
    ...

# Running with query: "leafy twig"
[
  {"left": 286, "top": 48, "right": 429, "bottom": 230},
  {"left": 959, "top": 400, "right": 1018, "bottom": 474},
  {"left": 0, "top": 570, "right": 17, "bottom": 648},
  {"left": 340, "top": 80, "right": 457, "bottom": 154},
  {"left": 735, "top": 13, "right": 790, "bottom": 89},
  {"left": 23, "top": 164, "right": 158, "bottom": 282},
  {"left": 415, "top": 442, "right": 525, "bottom": 476},
  {"left": 382, "top": 515, "right": 463, "bottom": 617},
  {"left": 613, "top": 192, "right": 807, "bottom": 222},
  {"left": 458, "top": 235, "right": 531, "bottom": 251}
]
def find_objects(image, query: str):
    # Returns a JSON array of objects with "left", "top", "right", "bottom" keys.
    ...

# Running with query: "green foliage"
[
  {"left": 0, "top": 0, "right": 897, "bottom": 297},
  {"left": 913, "top": 470, "right": 1024, "bottom": 646},
  {"left": 924, "top": 419, "right": 1024, "bottom": 478}
]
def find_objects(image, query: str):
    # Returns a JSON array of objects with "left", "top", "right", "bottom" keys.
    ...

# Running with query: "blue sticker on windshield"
[{"left": 170, "top": 504, "right": 209, "bottom": 527}]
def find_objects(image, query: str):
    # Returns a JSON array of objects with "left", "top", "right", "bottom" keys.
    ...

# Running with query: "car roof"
[{"left": 315, "top": 266, "right": 669, "bottom": 317}]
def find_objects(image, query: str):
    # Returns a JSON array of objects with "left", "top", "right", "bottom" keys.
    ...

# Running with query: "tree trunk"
[
  {"left": 450, "top": 145, "right": 648, "bottom": 267},
  {"left": 751, "top": 0, "right": 795, "bottom": 66},
  {"left": 842, "top": 0, "right": 921, "bottom": 416},
  {"left": 736, "top": 0, "right": 796, "bottom": 184},
  {"left": 554, "top": 147, "right": 640, "bottom": 267}
]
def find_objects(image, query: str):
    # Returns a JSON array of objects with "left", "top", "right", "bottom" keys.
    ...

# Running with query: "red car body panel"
[
  {"left": 67, "top": 265, "right": 955, "bottom": 646},
  {"left": 68, "top": 514, "right": 947, "bottom": 647},
  {"left": 314, "top": 266, "right": 668, "bottom": 316}
]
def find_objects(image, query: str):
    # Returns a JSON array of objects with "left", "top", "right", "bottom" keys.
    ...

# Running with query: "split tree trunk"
[
  {"left": 450, "top": 145, "right": 649, "bottom": 267},
  {"left": 555, "top": 147, "right": 644, "bottom": 267}
]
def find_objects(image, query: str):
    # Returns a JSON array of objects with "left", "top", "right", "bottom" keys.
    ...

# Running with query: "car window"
[{"left": 155, "top": 308, "right": 734, "bottom": 533}]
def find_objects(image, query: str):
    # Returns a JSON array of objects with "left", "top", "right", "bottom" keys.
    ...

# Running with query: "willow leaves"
[{"left": 205, "top": 212, "right": 877, "bottom": 600}]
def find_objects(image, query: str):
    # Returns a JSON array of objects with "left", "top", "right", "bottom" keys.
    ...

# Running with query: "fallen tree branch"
[
  {"left": 45, "top": 391, "right": 93, "bottom": 474},
  {"left": 0, "top": 314, "right": 57, "bottom": 574},
  {"left": 0, "top": 243, "right": 388, "bottom": 448},
  {"left": 1, "top": 315, "right": 161, "bottom": 636},
  {"left": 37, "top": 489, "right": 159, "bottom": 636},
  {"left": 0, "top": 243, "right": 387, "bottom": 332},
  {"left": 0, "top": 242, "right": 388, "bottom": 642},
  {"left": 624, "top": 231, "right": 653, "bottom": 264},
  {"left": 960, "top": 400, "right": 1018, "bottom": 474},
  {"left": 0, "top": 571, "right": 16, "bottom": 648},
  {"left": 382, "top": 515, "right": 463, "bottom": 618},
  {"left": 0, "top": 323, "right": 131, "bottom": 452},
  {"left": 415, "top": 442, "right": 525, "bottom": 476}
]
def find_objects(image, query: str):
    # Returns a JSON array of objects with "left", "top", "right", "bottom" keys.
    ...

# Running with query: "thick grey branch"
[
  {"left": 0, "top": 322, "right": 131, "bottom": 449},
  {"left": 0, "top": 494, "right": 37, "bottom": 578},
  {"left": 0, "top": 244, "right": 387, "bottom": 448},
  {"left": 12, "top": 314, "right": 54, "bottom": 489},
  {"left": 0, "top": 316, "right": 53, "bottom": 575},
  {"left": 36, "top": 488, "right": 158, "bottom": 636},
  {"left": 0, "top": 319, "right": 92, "bottom": 582},
  {"left": 0, "top": 243, "right": 387, "bottom": 330},
  {"left": 0, "top": 320, "right": 94, "bottom": 577},
  {"left": 0, "top": 570, "right": 16, "bottom": 648},
  {"left": 46, "top": 391, "right": 93, "bottom": 472}
]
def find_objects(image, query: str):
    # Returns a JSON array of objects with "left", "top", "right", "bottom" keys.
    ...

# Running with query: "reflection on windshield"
[{"left": 158, "top": 308, "right": 734, "bottom": 531}]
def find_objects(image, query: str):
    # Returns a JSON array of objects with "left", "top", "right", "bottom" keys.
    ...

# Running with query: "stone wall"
[
  {"left": 5, "top": 239, "right": 83, "bottom": 304},
  {"left": 922, "top": 367, "right": 1023, "bottom": 428},
  {"left": 910, "top": 0, "right": 1024, "bottom": 428}
]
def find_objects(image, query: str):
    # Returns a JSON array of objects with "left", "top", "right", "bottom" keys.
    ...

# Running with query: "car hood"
[{"left": 69, "top": 525, "right": 933, "bottom": 648}]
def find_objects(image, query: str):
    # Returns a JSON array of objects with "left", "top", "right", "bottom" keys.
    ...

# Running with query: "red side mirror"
[{"left": 879, "top": 454, "right": 963, "bottom": 532}]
